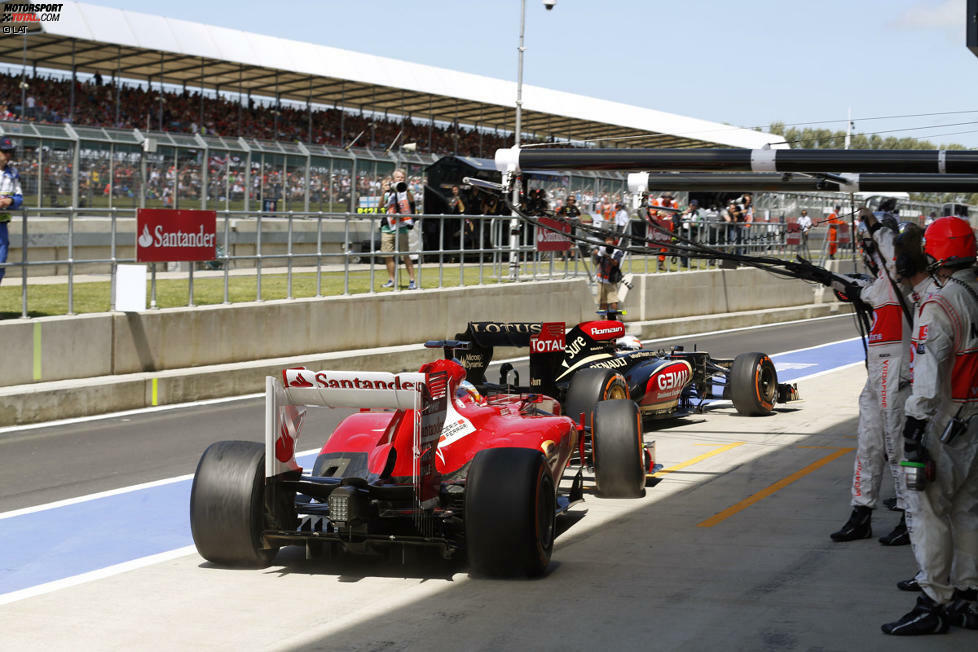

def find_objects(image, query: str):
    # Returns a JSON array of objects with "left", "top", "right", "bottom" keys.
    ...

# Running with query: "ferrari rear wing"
[{"left": 266, "top": 368, "right": 446, "bottom": 509}]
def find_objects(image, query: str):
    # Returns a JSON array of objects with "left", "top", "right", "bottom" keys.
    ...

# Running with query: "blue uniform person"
[{"left": 0, "top": 136, "right": 24, "bottom": 285}]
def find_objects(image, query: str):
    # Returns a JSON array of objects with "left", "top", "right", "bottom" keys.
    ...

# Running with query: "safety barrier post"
[
  {"left": 222, "top": 211, "right": 230, "bottom": 304},
  {"left": 109, "top": 207, "right": 117, "bottom": 311},
  {"left": 256, "top": 211, "right": 263, "bottom": 301},
  {"left": 287, "top": 211, "right": 294, "bottom": 299},
  {"left": 67, "top": 206, "right": 74, "bottom": 314},
  {"left": 323, "top": 213, "right": 330, "bottom": 297},
  {"left": 19, "top": 207, "right": 27, "bottom": 318}
]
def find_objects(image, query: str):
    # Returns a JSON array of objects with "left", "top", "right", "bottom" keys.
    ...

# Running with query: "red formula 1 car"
[{"left": 189, "top": 358, "right": 649, "bottom": 578}]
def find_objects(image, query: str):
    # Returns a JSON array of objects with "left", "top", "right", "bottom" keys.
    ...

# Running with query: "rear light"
[{"left": 328, "top": 485, "right": 367, "bottom": 526}]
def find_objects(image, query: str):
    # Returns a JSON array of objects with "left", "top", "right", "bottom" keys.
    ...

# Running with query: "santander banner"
[
  {"left": 536, "top": 217, "right": 572, "bottom": 252},
  {"left": 136, "top": 209, "right": 217, "bottom": 263}
]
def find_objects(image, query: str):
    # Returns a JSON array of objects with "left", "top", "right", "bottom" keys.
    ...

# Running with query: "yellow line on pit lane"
[
  {"left": 649, "top": 442, "right": 746, "bottom": 478},
  {"left": 697, "top": 447, "right": 855, "bottom": 527}
]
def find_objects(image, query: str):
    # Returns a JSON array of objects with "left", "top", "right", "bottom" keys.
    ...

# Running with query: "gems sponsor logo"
[
  {"left": 643, "top": 361, "right": 693, "bottom": 404},
  {"left": 657, "top": 367, "right": 691, "bottom": 392}
]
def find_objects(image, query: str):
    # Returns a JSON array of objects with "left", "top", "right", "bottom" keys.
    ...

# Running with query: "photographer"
[
  {"left": 447, "top": 185, "right": 466, "bottom": 215},
  {"left": 380, "top": 168, "right": 417, "bottom": 290},
  {"left": 557, "top": 194, "right": 583, "bottom": 260},
  {"left": 592, "top": 230, "right": 626, "bottom": 314}
]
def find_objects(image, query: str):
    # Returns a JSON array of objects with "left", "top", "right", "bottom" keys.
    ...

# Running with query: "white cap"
[
  {"left": 627, "top": 172, "right": 649, "bottom": 194},
  {"left": 494, "top": 146, "right": 521, "bottom": 173}
]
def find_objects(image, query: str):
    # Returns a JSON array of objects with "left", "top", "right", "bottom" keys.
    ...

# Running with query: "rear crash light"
[{"left": 328, "top": 486, "right": 367, "bottom": 525}]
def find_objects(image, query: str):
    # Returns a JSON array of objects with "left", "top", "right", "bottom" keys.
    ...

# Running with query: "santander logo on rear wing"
[{"left": 265, "top": 368, "right": 431, "bottom": 479}]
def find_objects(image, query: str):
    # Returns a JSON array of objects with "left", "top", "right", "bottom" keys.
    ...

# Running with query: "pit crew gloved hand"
[
  {"left": 901, "top": 416, "right": 933, "bottom": 491},
  {"left": 830, "top": 274, "right": 869, "bottom": 303}
]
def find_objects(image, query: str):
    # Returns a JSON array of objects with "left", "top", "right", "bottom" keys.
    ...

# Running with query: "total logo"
[{"left": 531, "top": 335, "right": 565, "bottom": 353}]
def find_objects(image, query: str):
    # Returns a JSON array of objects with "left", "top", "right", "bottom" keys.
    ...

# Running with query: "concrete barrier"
[
  {"left": 1, "top": 268, "right": 831, "bottom": 389},
  {"left": 0, "top": 302, "right": 851, "bottom": 426}
]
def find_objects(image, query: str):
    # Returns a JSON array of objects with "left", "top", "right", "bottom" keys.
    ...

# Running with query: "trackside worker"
[
  {"left": 648, "top": 192, "right": 677, "bottom": 271},
  {"left": 593, "top": 230, "right": 625, "bottom": 315},
  {"left": 827, "top": 204, "right": 843, "bottom": 260},
  {"left": 0, "top": 136, "right": 22, "bottom": 286},
  {"left": 882, "top": 217, "right": 978, "bottom": 635},
  {"left": 829, "top": 203, "right": 915, "bottom": 546}
]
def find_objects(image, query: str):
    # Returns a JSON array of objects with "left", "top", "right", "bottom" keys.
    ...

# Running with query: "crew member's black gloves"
[
  {"left": 903, "top": 416, "right": 928, "bottom": 461},
  {"left": 830, "top": 274, "right": 865, "bottom": 303}
]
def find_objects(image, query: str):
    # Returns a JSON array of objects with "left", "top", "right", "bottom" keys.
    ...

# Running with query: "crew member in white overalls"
[{"left": 882, "top": 217, "right": 978, "bottom": 635}]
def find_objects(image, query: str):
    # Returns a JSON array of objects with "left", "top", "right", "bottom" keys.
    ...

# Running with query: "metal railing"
[{"left": 0, "top": 208, "right": 858, "bottom": 319}]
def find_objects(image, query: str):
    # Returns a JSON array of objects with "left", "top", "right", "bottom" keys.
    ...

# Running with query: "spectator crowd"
[{"left": 0, "top": 69, "right": 524, "bottom": 157}]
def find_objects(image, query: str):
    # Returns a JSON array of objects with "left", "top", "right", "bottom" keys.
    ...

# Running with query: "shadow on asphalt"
[{"left": 267, "top": 410, "right": 969, "bottom": 651}]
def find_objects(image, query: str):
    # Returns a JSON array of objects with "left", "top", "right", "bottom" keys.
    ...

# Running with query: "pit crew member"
[
  {"left": 830, "top": 201, "right": 915, "bottom": 547},
  {"left": 882, "top": 216, "right": 978, "bottom": 635}
]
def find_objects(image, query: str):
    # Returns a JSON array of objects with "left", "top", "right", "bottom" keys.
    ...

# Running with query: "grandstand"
[{"left": 0, "top": 2, "right": 783, "bottom": 153}]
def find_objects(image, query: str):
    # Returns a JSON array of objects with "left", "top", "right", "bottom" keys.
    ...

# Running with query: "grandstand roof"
[{"left": 2, "top": 2, "right": 788, "bottom": 150}]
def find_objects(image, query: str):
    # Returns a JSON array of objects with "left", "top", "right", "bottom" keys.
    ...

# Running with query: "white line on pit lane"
[
  {"left": 0, "top": 546, "right": 198, "bottom": 606},
  {"left": 0, "top": 357, "right": 861, "bottom": 605},
  {"left": 0, "top": 447, "right": 322, "bottom": 521},
  {"left": 0, "top": 392, "right": 265, "bottom": 437}
]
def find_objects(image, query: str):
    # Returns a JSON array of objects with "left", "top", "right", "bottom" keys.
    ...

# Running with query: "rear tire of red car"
[
  {"left": 729, "top": 352, "right": 778, "bottom": 416},
  {"left": 465, "top": 448, "right": 556, "bottom": 578},
  {"left": 592, "top": 399, "right": 646, "bottom": 498},
  {"left": 564, "top": 368, "right": 629, "bottom": 427},
  {"left": 190, "top": 440, "right": 279, "bottom": 568}
]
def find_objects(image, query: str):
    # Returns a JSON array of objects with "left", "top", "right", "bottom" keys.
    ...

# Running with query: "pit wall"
[{"left": 0, "top": 267, "right": 822, "bottom": 389}]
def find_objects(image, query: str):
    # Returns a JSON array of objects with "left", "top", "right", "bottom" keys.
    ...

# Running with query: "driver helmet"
[
  {"left": 456, "top": 379, "right": 483, "bottom": 405},
  {"left": 616, "top": 335, "right": 642, "bottom": 351},
  {"left": 923, "top": 216, "right": 976, "bottom": 269}
]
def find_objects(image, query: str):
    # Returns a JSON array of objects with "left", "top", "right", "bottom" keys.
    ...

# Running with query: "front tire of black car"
[
  {"left": 564, "top": 367, "right": 629, "bottom": 427},
  {"left": 465, "top": 448, "right": 556, "bottom": 578},
  {"left": 190, "top": 440, "right": 279, "bottom": 568},
  {"left": 729, "top": 352, "right": 778, "bottom": 416},
  {"left": 592, "top": 399, "right": 646, "bottom": 498}
]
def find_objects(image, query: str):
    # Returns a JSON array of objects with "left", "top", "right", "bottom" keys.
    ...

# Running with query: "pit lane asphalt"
[
  {"left": 0, "top": 314, "right": 859, "bottom": 513},
  {"left": 0, "top": 315, "right": 966, "bottom": 651}
]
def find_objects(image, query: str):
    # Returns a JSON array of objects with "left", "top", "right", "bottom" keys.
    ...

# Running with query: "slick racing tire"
[
  {"left": 564, "top": 368, "right": 629, "bottom": 427},
  {"left": 465, "top": 448, "right": 556, "bottom": 578},
  {"left": 592, "top": 399, "right": 645, "bottom": 498},
  {"left": 190, "top": 440, "right": 279, "bottom": 568},
  {"left": 729, "top": 352, "right": 778, "bottom": 416}
]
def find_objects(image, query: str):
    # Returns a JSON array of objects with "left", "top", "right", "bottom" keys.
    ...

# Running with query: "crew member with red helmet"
[{"left": 883, "top": 216, "right": 978, "bottom": 635}]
